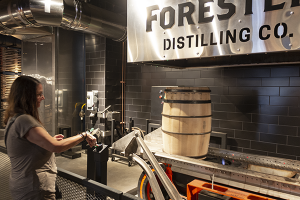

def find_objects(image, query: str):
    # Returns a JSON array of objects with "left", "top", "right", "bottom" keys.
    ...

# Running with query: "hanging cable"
[{"left": 132, "top": 127, "right": 145, "bottom": 139}]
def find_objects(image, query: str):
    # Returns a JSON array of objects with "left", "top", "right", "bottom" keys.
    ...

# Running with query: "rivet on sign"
[
  {"left": 289, "top": 44, "right": 292, "bottom": 47},
  {"left": 237, "top": 49, "right": 240, "bottom": 51},
  {"left": 290, "top": 11, "right": 294, "bottom": 15},
  {"left": 238, "top": 20, "right": 241, "bottom": 23}
]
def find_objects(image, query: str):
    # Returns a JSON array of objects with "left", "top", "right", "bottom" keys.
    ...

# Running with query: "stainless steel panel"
[
  {"left": 128, "top": 0, "right": 300, "bottom": 62},
  {"left": 22, "top": 41, "right": 54, "bottom": 135},
  {"left": 22, "top": 28, "right": 85, "bottom": 136}
]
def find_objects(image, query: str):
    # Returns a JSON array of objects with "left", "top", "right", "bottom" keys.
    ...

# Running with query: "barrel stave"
[{"left": 162, "top": 87, "right": 212, "bottom": 158}]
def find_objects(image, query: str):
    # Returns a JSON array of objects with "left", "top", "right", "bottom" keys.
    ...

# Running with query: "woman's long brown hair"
[{"left": 4, "top": 76, "right": 41, "bottom": 125}]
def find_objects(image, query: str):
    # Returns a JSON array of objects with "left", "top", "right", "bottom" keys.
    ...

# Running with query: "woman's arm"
[
  {"left": 25, "top": 127, "right": 96, "bottom": 153},
  {"left": 54, "top": 134, "right": 64, "bottom": 141}
]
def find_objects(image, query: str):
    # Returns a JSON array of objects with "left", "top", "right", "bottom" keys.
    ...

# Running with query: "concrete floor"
[{"left": 56, "top": 150, "right": 143, "bottom": 194}]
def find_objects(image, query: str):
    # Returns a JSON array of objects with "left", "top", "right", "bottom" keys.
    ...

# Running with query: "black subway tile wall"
[
  {"left": 124, "top": 64, "right": 300, "bottom": 159},
  {"left": 243, "top": 68, "right": 270, "bottom": 77},
  {"left": 235, "top": 130, "right": 259, "bottom": 140},
  {"left": 290, "top": 77, "right": 300, "bottom": 86},
  {"left": 249, "top": 123, "right": 269, "bottom": 134},
  {"left": 85, "top": 34, "right": 106, "bottom": 131},
  {"left": 271, "top": 67, "right": 299, "bottom": 77},
  {"left": 260, "top": 133, "right": 287, "bottom": 145},
  {"left": 268, "top": 124, "right": 297, "bottom": 136},
  {"left": 85, "top": 34, "right": 122, "bottom": 131},
  {"left": 236, "top": 78, "right": 261, "bottom": 86},
  {"left": 260, "top": 105, "right": 288, "bottom": 115},
  {"left": 280, "top": 87, "right": 300, "bottom": 96},
  {"left": 262, "top": 78, "right": 289, "bottom": 86},
  {"left": 243, "top": 148, "right": 268, "bottom": 156},
  {"left": 277, "top": 144, "right": 300, "bottom": 157},
  {"left": 289, "top": 107, "right": 300, "bottom": 116},
  {"left": 105, "top": 39, "right": 122, "bottom": 118},
  {"left": 287, "top": 136, "right": 300, "bottom": 147},
  {"left": 270, "top": 96, "right": 298, "bottom": 106},
  {"left": 227, "top": 138, "right": 250, "bottom": 148},
  {"left": 250, "top": 141, "right": 277, "bottom": 153},
  {"left": 84, "top": 0, "right": 124, "bottom": 129},
  {"left": 89, "top": 0, "right": 126, "bottom": 15}
]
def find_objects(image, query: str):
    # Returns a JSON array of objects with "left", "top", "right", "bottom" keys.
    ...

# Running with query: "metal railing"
[{"left": 0, "top": 145, "right": 141, "bottom": 200}]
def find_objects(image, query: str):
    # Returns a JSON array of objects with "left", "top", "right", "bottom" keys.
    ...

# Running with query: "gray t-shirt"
[{"left": 5, "top": 114, "right": 57, "bottom": 200}]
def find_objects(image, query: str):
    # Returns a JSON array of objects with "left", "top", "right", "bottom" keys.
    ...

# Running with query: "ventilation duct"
[{"left": 0, "top": 0, "right": 127, "bottom": 41}]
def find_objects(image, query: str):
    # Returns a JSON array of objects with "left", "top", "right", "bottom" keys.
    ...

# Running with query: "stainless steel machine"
[{"left": 111, "top": 128, "right": 300, "bottom": 200}]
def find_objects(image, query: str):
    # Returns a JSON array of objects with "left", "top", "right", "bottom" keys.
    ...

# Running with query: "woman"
[{"left": 4, "top": 76, "right": 96, "bottom": 200}]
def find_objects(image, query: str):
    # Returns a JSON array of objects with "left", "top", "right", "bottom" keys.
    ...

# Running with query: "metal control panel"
[{"left": 87, "top": 90, "right": 98, "bottom": 112}]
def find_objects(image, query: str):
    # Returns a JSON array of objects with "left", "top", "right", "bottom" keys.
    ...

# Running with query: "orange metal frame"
[
  {"left": 139, "top": 163, "right": 174, "bottom": 200},
  {"left": 187, "top": 179, "right": 276, "bottom": 200}
]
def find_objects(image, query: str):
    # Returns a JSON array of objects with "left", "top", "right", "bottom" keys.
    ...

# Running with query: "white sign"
[{"left": 127, "top": 0, "right": 300, "bottom": 62}]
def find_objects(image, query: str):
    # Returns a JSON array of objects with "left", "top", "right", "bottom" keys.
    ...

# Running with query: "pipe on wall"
[
  {"left": 0, "top": 0, "right": 126, "bottom": 41},
  {"left": 121, "top": 41, "right": 127, "bottom": 133}
]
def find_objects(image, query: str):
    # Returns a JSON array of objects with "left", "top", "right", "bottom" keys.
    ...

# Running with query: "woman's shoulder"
[
  {"left": 12, "top": 114, "right": 43, "bottom": 139},
  {"left": 18, "top": 114, "right": 33, "bottom": 119},
  {"left": 15, "top": 114, "right": 39, "bottom": 124}
]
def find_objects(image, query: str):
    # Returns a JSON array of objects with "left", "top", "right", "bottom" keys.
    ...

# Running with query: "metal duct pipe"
[
  {"left": 134, "top": 131, "right": 182, "bottom": 200},
  {"left": 132, "top": 154, "right": 165, "bottom": 200},
  {"left": 0, "top": 0, "right": 126, "bottom": 41}
]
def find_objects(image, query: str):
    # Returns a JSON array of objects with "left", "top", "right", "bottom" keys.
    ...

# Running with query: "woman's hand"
[
  {"left": 54, "top": 134, "right": 64, "bottom": 141},
  {"left": 85, "top": 133, "right": 97, "bottom": 147}
]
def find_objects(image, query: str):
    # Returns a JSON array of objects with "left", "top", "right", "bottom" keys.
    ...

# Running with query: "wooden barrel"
[{"left": 162, "top": 87, "right": 211, "bottom": 158}]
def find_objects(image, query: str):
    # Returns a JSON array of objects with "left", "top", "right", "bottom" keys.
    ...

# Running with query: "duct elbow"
[{"left": 0, "top": 0, "right": 127, "bottom": 42}]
